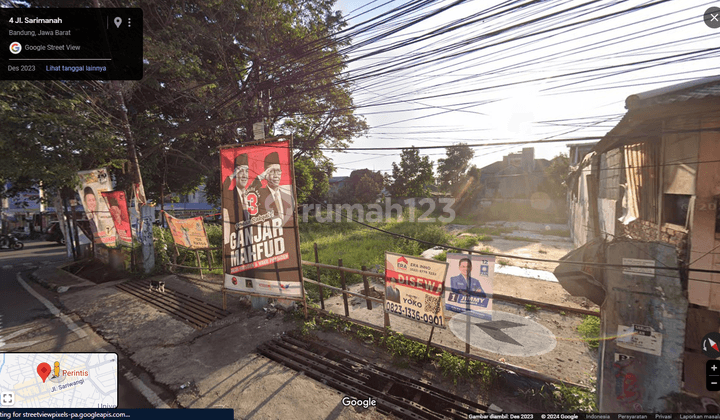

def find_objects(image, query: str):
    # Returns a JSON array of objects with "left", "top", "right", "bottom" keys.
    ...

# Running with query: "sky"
[{"left": 327, "top": 0, "right": 720, "bottom": 176}]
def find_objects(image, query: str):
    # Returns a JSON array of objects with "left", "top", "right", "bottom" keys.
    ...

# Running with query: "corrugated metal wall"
[{"left": 624, "top": 141, "right": 660, "bottom": 224}]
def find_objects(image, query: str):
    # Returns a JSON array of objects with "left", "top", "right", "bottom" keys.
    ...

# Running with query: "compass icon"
[{"left": 702, "top": 332, "right": 720, "bottom": 358}]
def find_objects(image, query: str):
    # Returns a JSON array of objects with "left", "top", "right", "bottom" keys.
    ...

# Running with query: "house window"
[{"left": 663, "top": 194, "right": 691, "bottom": 227}]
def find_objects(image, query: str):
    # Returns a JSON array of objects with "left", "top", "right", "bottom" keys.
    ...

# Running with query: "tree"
[
  {"left": 126, "top": 0, "right": 368, "bottom": 201},
  {"left": 437, "top": 143, "right": 474, "bottom": 192},
  {"left": 539, "top": 153, "right": 570, "bottom": 199},
  {"left": 2, "top": 0, "right": 367, "bottom": 213},
  {"left": 387, "top": 148, "right": 434, "bottom": 198},
  {"left": 333, "top": 169, "right": 384, "bottom": 203}
]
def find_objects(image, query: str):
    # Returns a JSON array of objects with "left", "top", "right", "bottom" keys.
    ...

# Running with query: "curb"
[{"left": 30, "top": 266, "right": 96, "bottom": 293}]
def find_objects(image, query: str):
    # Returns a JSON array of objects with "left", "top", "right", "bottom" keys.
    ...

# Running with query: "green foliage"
[
  {"left": 539, "top": 153, "right": 570, "bottom": 200},
  {"left": 296, "top": 310, "right": 500, "bottom": 388},
  {"left": 435, "top": 352, "right": 500, "bottom": 387},
  {"left": 332, "top": 169, "right": 384, "bottom": 203},
  {"left": 453, "top": 235, "right": 479, "bottom": 250},
  {"left": 519, "top": 382, "right": 597, "bottom": 413},
  {"left": 524, "top": 304, "right": 539, "bottom": 312},
  {"left": 577, "top": 315, "right": 601, "bottom": 349},
  {"left": 433, "top": 251, "right": 447, "bottom": 261},
  {"left": 300, "top": 209, "right": 453, "bottom": 302},
  {"left": 152, "top": 223, "right": 223, "bottom": 274},
  {"left": 0, "top": 81, "right": 121, "bottom": 196},
  {"left": 3, "top": 0, "right": 367, "bottom": 207},
  {"left": 388, "top": 147, "right": 434, "bottom": 198},
  {"left": 437, "top": 143, "right": 474, "bottom": 192}
]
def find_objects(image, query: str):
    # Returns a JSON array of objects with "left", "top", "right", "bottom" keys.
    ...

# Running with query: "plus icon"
[{"left": 713, "top": 365, "right": 718, "bottom": 371}]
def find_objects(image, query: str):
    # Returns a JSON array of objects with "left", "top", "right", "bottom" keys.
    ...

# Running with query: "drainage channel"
[
  {"left": 257, "top": 335, "right": 496, "bottom": 419},
  {"left": 116, "top": 280, "right": 230, "bottom": 329}
]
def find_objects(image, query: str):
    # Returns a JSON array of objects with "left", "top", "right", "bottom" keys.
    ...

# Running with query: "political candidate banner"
[
  {"left": 220, "top": 138, "right": 302, "bottom": 298},
  {"left": 166, "top": 213, "right": 209, "bottom": 249},
  {"left": 77, "top": 168, "right": 116, "bottom": 246},
  {"left": 384, "top": 252, "right": 449, "bottom": 328},
  {"left": 101, "top": 191, "right": 132, "bottom": 247},
  {"left": 444, "top": 253, "right": 494, "bottom": 320}
]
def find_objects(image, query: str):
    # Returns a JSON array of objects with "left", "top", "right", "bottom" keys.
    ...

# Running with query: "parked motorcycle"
[{"left": 0, "top": 233, "right": 24, "bottom": 250}]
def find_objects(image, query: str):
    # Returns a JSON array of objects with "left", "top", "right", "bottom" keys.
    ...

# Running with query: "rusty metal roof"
[{"left": 625, "top": 75, "right": 720, "bottom": 110}]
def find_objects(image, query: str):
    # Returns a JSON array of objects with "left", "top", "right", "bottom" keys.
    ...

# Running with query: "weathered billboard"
[
  {"left": 166, "top": 213, "right": 209, "bottom": 249},
  {"left": 444, "top": 253, "right": 494, "bottom": 320},
  {"left": 384, "top": 252, "right": 448, "bottom": 328},
  {"left": 220, "top": 138, "right": 302, "bottom": 298},
  {"left": 77, "top": 168, "right": 116, "bottom": 246}
]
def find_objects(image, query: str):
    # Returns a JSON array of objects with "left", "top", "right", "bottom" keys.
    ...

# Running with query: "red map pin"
[{"left": 37, "top": 363, "right": 51, "bottom": 383}]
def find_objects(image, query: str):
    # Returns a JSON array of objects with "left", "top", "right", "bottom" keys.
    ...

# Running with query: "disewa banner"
[
  {"left": 220, "top": 137, "right": 302, "bottom": 298},
  {"left": 101, "top": 191, "right": 132, "bottom": 247},
  {"left": 77, "top": 168, "right": 116, "bottom": 246},
  {"left": 385, "top": 252, "right": 449, "bottom": 328},
  {"left": 166, "top": 213, "right": 209, "bottom": 249}
]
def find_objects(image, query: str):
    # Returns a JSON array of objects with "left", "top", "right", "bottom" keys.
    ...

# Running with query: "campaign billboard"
[
  {"left": 166, "top": 213, "right": 209, "bottom": 249},
  {"left": 77, "top": 168, "right": 116, "bottom": 246},
  {"left": 101, "top": 191, "right": 132, "bottom": 247},
  {"left": 444, "top": 253, "right": 494, "bottom": 320},
  {"left": 384, "top": 252, "right": 449, "bottom": 328},
  {"left": 220, "top": 138, "right": 302, "bottom": 298}
]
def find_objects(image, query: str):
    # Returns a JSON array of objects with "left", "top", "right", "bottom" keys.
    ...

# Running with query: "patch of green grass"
[
  {"left": 577, "top": 315, "right": 601, "bottom": 349},
  {"left": 498, "top": 259, "right": 509, "bottom": 266},
  {"left": 545, "top": 229, "right": 571, "bottom": 237},
  {"left": 299, "top": 209, "right": 454, "bottom": 302},
  {"left": 453, "top": 235, "right": 479, "bottom": 250},
  {"left": 475, "top": 201, "right": 567, "bottom": 224},
  {"left": 524, "top": 304, "right": 539, "bottom": 312}
]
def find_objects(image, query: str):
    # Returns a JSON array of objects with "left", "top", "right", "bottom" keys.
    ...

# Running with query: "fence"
[{"left": 168, "top": 240, "right": 595, "bottom": 388}]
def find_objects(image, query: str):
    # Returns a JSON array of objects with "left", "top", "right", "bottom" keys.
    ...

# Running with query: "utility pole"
[
  {"left": 92, "top": 0, "right": 154, "bottom": 272},
  {"left": 111, "top": 81, "right": 155, "bottom": 273}
]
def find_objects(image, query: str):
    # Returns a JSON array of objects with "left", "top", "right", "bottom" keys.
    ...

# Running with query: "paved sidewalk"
[{"left": 30, "top": 264, "right": 385, "bottom": 419}]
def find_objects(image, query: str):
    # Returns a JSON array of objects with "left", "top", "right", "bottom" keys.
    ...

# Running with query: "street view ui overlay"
[{"left": 0, "top": 353, "right": 117, "bottom": 408}]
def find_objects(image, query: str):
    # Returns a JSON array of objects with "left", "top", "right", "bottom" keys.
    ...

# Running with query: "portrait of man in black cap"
[{"left": 257, "top": 151, "right": 293, "bottom": 224}]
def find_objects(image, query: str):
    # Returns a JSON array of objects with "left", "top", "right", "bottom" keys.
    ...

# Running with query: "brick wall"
[{"left": 622, "top": 219, "right": 689, "bottom": 262}]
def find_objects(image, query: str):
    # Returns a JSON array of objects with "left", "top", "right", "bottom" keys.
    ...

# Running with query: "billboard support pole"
[{"left": 288, "top": 134, "right": 308, "bottom": 319}]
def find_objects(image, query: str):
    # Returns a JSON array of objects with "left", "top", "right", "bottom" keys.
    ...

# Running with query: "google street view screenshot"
[{"left": 1, "top": 0, "right": 720, "bottom": 419}]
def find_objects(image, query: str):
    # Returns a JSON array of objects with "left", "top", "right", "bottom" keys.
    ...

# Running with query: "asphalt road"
[{"left": 0, "top": 240, "right": 160, "bottom": 409}]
